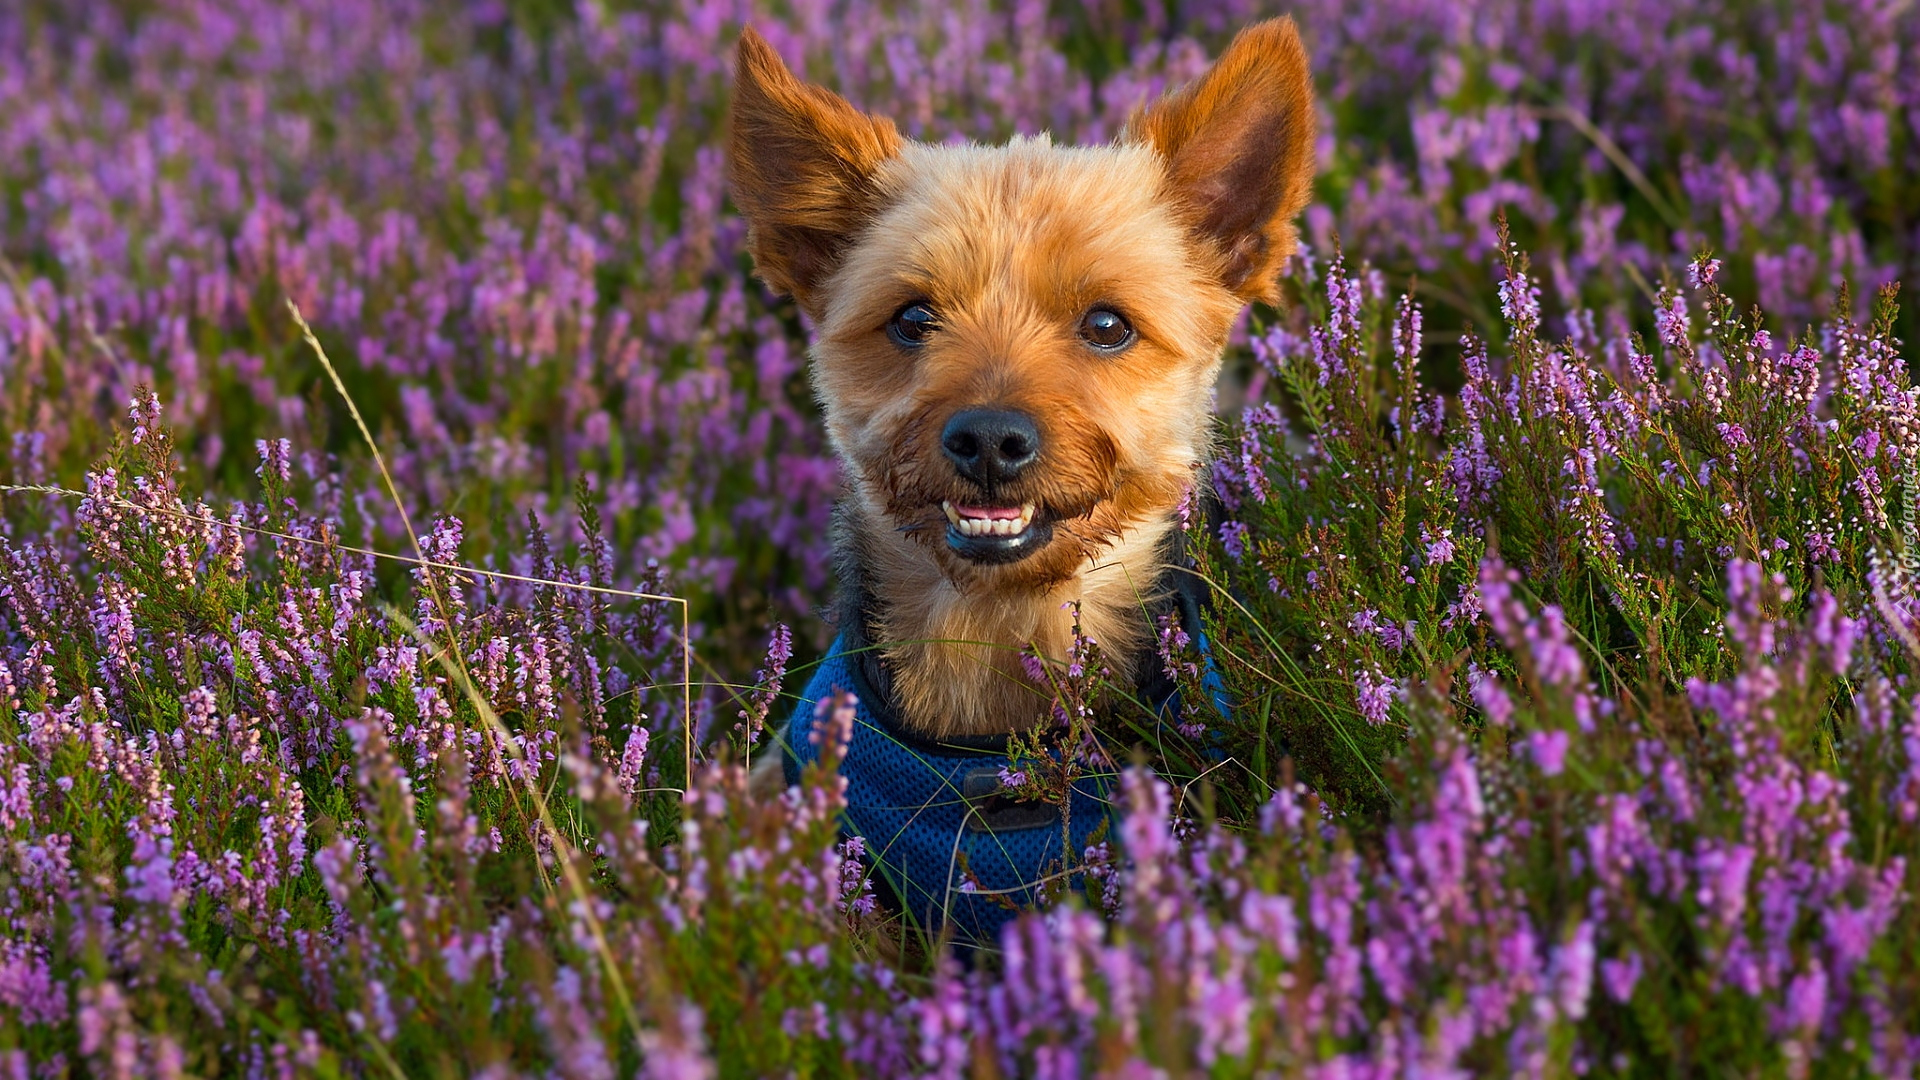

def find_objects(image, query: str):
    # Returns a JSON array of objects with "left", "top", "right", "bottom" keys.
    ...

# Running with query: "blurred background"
[{"left": 1, "top": 0, "right": 1912, "bottom": 684}]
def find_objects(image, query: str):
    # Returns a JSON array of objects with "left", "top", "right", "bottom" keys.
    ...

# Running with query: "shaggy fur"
[{"left": 730, "top": 21, "right": 1316, "bottom": 739}]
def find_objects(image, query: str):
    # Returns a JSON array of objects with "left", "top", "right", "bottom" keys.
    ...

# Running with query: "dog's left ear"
[{"left": 1128, "top": 18, "right": 1317, "bottom": 306}]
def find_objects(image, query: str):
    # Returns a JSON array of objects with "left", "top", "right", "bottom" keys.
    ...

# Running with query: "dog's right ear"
[{"left": 729, "top": 28, "right": 903, "bottom": 314}]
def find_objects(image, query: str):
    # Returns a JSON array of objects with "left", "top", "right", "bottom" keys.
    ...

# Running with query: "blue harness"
[{"left": 783, "top": 582, "right": 1228, "bottom": 949}]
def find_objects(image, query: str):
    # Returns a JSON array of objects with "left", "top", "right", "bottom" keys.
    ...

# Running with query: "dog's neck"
[{"left": 834, "top": 497, "right": 1174, "bottom": 739}]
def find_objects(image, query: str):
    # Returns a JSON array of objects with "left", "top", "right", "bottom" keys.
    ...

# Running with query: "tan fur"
[
  {"left": 857, "top": 487, "right": 1175, "bottom": 736},
  {"left": 729, "top": 22, "right": 1316, "bottom": 738}
]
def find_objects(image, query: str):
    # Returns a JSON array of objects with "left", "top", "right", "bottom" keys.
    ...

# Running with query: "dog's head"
[{"left": 729, "top": 23, "right": 1315, "bottom": 591}]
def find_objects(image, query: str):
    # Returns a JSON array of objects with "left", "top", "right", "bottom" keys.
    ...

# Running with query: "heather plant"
[
  {"left": 1194, "top": 228, "right": 1904, "bottom": 817},
  {"left": 5, "top": 0, "right": 1920, "bottom": 1076},
  {"left": 1290, "top": 0, "right": 1918, "bottom": 343},
  {"left": 6, "top": 258, "right": 1918, "bottom": 1075},
  {"left": 1, "top": 393, "right": 893, "bottom": 1074}
]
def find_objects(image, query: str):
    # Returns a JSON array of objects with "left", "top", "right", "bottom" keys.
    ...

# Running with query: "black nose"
[{"left": 941, "top": 408, "right": 1041, "bottom": 486}]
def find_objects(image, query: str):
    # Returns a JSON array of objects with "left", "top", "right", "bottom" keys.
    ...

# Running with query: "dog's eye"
[
  {"left": 888, "top": 303, "right": 939, "bottom": 346},
  {"left": 1080, "top": 307, "right": 1134, "bottom": 351}
]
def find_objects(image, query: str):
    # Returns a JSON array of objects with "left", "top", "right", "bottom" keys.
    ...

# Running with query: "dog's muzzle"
[{"left": 939, "top": 408, "right": 1051, "bottom": 562}]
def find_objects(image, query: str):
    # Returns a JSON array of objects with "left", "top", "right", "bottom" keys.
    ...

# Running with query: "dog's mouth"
[{"left": 940, "top": 500, "right": 1054, "bottom": 564}]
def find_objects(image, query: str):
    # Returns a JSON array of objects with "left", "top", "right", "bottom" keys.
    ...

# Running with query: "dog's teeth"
[{"left": 946, "top": 503, "right": 1038, "bottom": 541}]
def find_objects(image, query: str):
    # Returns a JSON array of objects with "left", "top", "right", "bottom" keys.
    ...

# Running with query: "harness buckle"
[{"left": 958, "top": 766, "right": 1061, "bottom": 832}]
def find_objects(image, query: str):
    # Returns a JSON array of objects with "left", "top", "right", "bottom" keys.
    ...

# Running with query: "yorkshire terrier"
[{"left": 730, "top": 20, "right": 1315, "bottom": 944}]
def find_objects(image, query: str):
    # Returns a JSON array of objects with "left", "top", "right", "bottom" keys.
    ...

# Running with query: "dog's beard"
[{"left": 854, "top": 408, "right": 1185, "bottom": 588}]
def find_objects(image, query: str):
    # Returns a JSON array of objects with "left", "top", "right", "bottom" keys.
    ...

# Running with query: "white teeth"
[{"left": 941, "top": 502, "right": 1037, "bottom": 539}]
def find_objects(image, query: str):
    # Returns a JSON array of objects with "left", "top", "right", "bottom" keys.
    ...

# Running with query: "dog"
[{"left": 729, "top": 20, "right": 1315, "bottom": 944}]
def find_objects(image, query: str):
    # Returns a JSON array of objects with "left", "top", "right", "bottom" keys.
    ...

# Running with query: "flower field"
[{"left": 2, "top": 0, "right": 1919, "bottom": 1075}]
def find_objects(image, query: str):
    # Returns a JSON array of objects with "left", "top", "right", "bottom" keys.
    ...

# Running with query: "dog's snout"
[{"left": 941, "top": 409, "right": 1040, "bottom": 486}]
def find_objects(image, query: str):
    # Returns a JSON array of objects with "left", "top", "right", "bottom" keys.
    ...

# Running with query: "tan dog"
[{"left": 731, "top": 21, "right": 1315, "bottom": 758}]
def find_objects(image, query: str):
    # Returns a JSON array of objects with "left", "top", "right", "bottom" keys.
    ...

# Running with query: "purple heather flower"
[
  {"left": 736, "top": 623, "right": 793, "bottom": 748},
  {"left": 1724, "top": 559, "right": 1783, "bottom": 658},
  {"left": 637, "top": 1003, "right": 716, "bottom": 1080},
  {"left": 1552, "top": 920, "right": 1597, "bottom": 1020},
  {"left": 617, "top": 724, "right": 651, "bottom": 799},
  {"left": 1600, "top": 953, "right": 1643, "bottom": 1004},
  {"left": 0, "top": 943, "right": 68, "bottom": 1025},
  {"left": 1173, "top": 481, "right": 1198, "bottom": 533},
  {"left": 1804, "top": 590, "right": 1860, "bottom": 675},
  {"left": 1218, "top": 519, "right": 1249, "bottom": 560},
  {"left": 1354, "top": 667, "right": 1394, "bottom": 726},
  {"left": 1686, "top": 255, "right": 1723, "bottom": 289},
  {"left": 1497, "top": 268, "right": 1541, "bottom": 330},
  {"left": 1655, "top": 294, "right": 1690, "bottom": 348},
  {"left": 809, "top": 689, "right": 857, "bottom": 760},
  {"left": 1779, "top": 965, "right": 1828, "bottom": 1037},
  {"left": 1526, "top": 729, "right": 1571, "bottom": 777},
  {"left": 1156, "top": 612, "right": 1200, "bottom": 684},
  {"left": 1020, "top": 650, "right": 1049, "bottom": 684},
  {"left": 1469, "top": 665, "right": 1514, "bottom": 728},
  {"left": 1239, "top": 403, "right": 1287, "bottom": 504},
  {"left": 836, "top": 836, "right": 877, "bottom": 918},
  {"left": 255, "top": 438, "right": 293, "bottom": 484}
]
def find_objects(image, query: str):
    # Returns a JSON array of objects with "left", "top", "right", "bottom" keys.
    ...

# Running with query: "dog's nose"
[{"left": 941, "top": 409, "right": 1040, "bottom": 486}]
